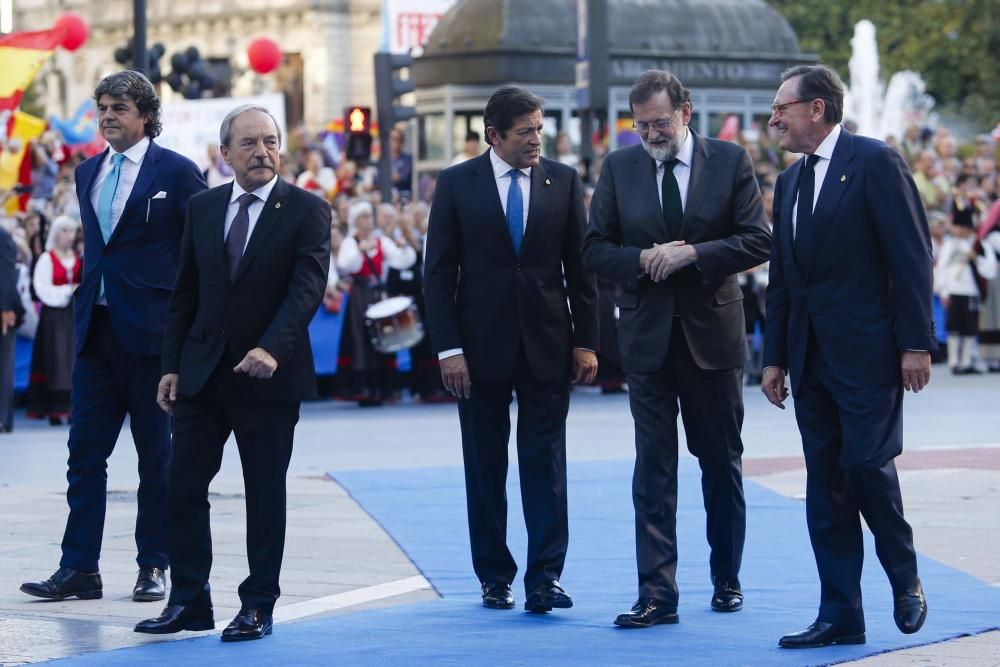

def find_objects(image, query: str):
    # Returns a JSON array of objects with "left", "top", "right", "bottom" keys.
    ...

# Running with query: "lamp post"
[{"left": 133, "top": 0, "right": 146, "bottom": 74}]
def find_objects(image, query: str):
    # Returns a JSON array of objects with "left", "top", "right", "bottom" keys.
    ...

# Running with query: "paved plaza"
[{"left": 0, "top": 370, "right": 998, "bottom": 665}]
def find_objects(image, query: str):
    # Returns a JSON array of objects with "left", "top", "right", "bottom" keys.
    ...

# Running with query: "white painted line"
[{"left": 273, "top": 575, "right": 434, "bottom": 623}]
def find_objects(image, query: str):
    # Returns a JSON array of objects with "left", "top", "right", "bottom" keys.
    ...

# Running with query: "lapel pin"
[
  {"left": 840, "top": 175, "right": 847, "bottom": 182},
  {"left": 544, "top": 178, "right": 551, "bottom": 186},
  {"left": 275, "top": 202, "right": 282, "bottom": 209}
]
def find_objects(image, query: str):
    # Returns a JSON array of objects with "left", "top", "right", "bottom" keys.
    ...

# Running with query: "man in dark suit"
[
  {"left": 583, "top": 70, "right": 770, "bottom": 628},
  {"left": 762, "top": 65, "right": 933, "bottom": 649},
  {"left": 424, "top": 85, "right": 599, "bottom": 613},
  {"left": 134, "top": 105, "right": 329, "bottom": 641},
  {"left": 21, "top": 71, "right": 206, "bottom": 603},
  {"left": 0, "top": 224, "right": 23, "bottom": 433}
]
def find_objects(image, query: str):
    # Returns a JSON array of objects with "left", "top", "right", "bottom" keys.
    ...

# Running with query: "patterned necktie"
[
  {"left": 506, "top": 169, "right": 524, "bottom": 254},
  {"left": 226, "top": 192, "right": 257, "bottom": 281},
  {"left": 793, "top": 154, "right": 821, "bottom": 264},
  {"left": 97, "top": 153, "right": 125, "bottom": 243},
  {"left": 661, "top": 158, "right": 683, "bottom": 241}
]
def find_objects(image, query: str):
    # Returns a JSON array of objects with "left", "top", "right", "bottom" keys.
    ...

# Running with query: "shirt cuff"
[
  {"left": 574, "top": 347, "right": 596, "bottom": 353},
  {"left": 438, "top": 348, "right": 463, "bottom": 360}
]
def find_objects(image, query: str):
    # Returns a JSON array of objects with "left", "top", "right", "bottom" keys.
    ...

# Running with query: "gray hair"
[
  {"left": 93, "top": 70, "right": 162, "bottom": 138},
  {"left": 780, "top": 65, "right": 845, "bottom": 124},
  {"left": 629, "top": 70, "right": 691, "bottom": 114},
  {"left": 219, "top": 104, "right": 282, "bottom": 147}
]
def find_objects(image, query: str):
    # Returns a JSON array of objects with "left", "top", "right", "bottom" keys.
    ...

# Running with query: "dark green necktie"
[{"left": 661, "top": 158, "right": 683, "bottom": 240}]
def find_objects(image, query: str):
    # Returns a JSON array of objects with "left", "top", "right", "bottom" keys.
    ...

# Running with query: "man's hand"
[
  {"left": 761, "top": 366, "right": 788, "bottom": 409},
  {"left": 157, "top": 373, "right": 179, "bottom": 415},
  {"left": 440, "top": 354, "right": 471, "bottom": 399},
  {"left": 901, "top": 350, "right": 931, "bottom": 393},
  {"left": 233, "top": 347, "right": 278, "bottom": 380},
  {"left": 1, "top": 310, "right": 15, "bottom": 336},
  {"left": 639, "top": 241, "right": 696, "bottom": 282},
  {"left": 572, "top": 348, "right": 598, "bottom": 385}
]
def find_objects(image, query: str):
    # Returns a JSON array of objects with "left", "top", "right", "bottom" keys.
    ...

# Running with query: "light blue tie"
[
  {"left": 506, "top": 169, "right": 524, "bottom": 254},
  {"left": 96, "top": 152, "right": 125, "bottom": 300},
  {"left": 97, "top": 152, "right": 125, "bottom": 243}
]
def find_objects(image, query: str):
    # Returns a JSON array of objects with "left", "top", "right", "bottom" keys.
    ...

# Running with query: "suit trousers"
[
  {"left": 794, "top": 327, "right": 917, "bottom": 631},
  {"left": 457, "top": 348, "right": 570, "bottom": 594},
  {"left": 625, "top": 324, "right": 746, "bottom": 605},
  {"left": 0, "top": 326, "right": 15, "bottom": 431},
  {"left": 167, "top": 363, "right": 299, "bottom": 614},
  {"left": 60, "top": 306, "right": 170, "bottom": 572}
]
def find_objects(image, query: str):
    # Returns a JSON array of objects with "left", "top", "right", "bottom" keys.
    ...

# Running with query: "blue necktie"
[
  {"left": 97, "top": 152, "right": 125, "bottom": 243},
  {"left": 96, "top": 152, "right": 125, "bottom": 300},
  {"left": 506, "top": 169, "right": 524, "bottom": 254}
]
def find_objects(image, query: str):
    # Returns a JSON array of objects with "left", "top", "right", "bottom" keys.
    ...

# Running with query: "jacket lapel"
[
  {"left": 522, "top": 159, "right": 549, "bottom": 251},
  {"left": 798, "top": 130, "right": 855, "bottom": 277},
  {"left": 109, "top": 140, "right": 161, "bottom": 244},
  {"left": 680, "top": 131, "right": 716, "bottom": 238},
  {"left": 209, "top": 182, "right": 234, "bottom": 277},
  {"left": 80, "top": 149, "right": 107, "bottom": 246},
  {"left": 233, "top": 177, "right": 289, "bottom": 284},
  {"left": 633, "top": 148, "right": 669, "bottom": 240},
  {"left": 471, "top": 151, "right": 515, "bottom": 255}
]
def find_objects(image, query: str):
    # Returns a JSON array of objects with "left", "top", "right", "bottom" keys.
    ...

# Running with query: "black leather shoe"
[
  {"left": 614, "top": 598, "right": 679, "bottom": 628},
  {"left": 524, "top": 580, "right": 573, "bottom": 613},
  {"left": 711, "top": 581, "right": 743, "bottom": 612},
  {"left": 133, "top": 567, "right": 166, "bottom": 602},
  {"left": 894, "top": 580, "right": 927, "bottom": 634},
  {"left": 134, "top": 604, "right": 215, "bottom": 634},
  {"left": 779, "top": 621, "right": 866, "bottom": 648},
  {"left": 20, "top": 567, "right": 102, "bottom": 601},
  {"left": 221, "top": 608, "right": 273, "bottom": 642},
  {"left": 481, "top": 582, "right": 515, "bottom": 609}
]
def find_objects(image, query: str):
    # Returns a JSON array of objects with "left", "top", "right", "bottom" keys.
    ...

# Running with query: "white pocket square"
[{"left": 152, "top": 191, "right": 167, "bottom": 199}]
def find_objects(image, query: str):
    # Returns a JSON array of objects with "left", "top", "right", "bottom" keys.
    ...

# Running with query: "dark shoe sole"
[
  {"left": 132, "top": 591, "right": 166, "bottom": 602},
  {"left": 614, "top": 613, "right": 679, "bottom": 628},
  {"left": 525, "top": 598, "right": 573, "bottom": 613},
  {"left": 483, "top": 599, "right": 515, "bottom": 609},
  {"left": 220, "top": 626, "right": 273, "bottom": 642},
  {"left": 779, "top": 633, "right": 866, "bottom": 648},
  {"left": 711, "top": 600, "right": 744, "bottom": 612},
  {"left": 134, "top": 619, "right": 215, "bottom": 634},
  {"left": 20, "top": 585, "right": 102, "bottom": 601}
]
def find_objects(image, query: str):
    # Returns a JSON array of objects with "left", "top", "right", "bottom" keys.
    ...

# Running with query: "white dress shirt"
[
  {"left": 89, "top": 136, "right": 150, "bottom": 235},
  {"left": 225, "top": 176, "right": 278, "bottom": 253},
  {"left": 792, "top": 124, "right": 841, "bottom": 238},
  {"left": 490, "top": 148, "right": 531, "bottom": 231},
  {"left": 656, "top": 127, "right": 694, "bottom": 212}
]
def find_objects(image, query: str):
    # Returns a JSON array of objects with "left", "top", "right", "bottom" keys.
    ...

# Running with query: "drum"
[{"left": 364, "top": 295, "right": 425, "bottom": 353}]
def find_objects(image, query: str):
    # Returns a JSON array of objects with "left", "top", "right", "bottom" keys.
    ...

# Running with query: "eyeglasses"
[
  {"left": 770, "top": 100, "right": 806, "bottom": 116},
  {"left": 632, "top": 112, "right": 680, "bottom": 134}
]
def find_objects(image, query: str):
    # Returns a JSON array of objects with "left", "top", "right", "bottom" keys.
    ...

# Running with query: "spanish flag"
[{"left": 0, "top": 28, "right": 64, "bottom": 114}]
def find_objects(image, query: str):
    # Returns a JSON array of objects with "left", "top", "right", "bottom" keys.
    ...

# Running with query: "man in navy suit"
[
  {"left": 761, "top": 65, "right": 935, "bottom": 648},
  {"left": 21, "top": 71, "right": 206, "bottom": 603},
  {"left": 424, "top": 86, "right": 599, "bottom": 613}
]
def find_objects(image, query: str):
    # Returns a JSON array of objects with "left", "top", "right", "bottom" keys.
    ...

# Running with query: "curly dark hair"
[{"left": 93, "top": 70, "right": 162, "bottom": 138}]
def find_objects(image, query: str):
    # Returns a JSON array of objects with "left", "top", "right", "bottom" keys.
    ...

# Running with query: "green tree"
[{"left": 769, "top": 0, "right": 999, "bottom": 133}]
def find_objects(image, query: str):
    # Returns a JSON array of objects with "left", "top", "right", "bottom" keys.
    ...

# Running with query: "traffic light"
[
  {"left": 374, "top": 51, "right": 415, "bottom": 200},
  {"left": 344, "top": 106, "right": 372, "bottom": 165}
]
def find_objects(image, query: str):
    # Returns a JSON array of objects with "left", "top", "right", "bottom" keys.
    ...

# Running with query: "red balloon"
[
  {"left": 53, "top": 12, "right": 89, "bottom": 52},
  {"left": 247, "top": 38, "right": 282, "bottom": 75}
]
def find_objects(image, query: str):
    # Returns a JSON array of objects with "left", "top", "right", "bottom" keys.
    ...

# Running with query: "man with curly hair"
[{"left": 20, "top": 70, "right": 207, "bottom": 604}]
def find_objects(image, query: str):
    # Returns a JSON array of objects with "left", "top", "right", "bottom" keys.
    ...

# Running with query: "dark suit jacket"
[
  {"left": 582, "top": 133, "right": 770, "bottom": 372},
  {"left": 763, "top": 130, "right": 937, "bottom": 394},
  {"left": 161, "top": 178, "right": 331, "bottom": 402},
  {"left": 0, "top": 228, "right": 22, "bottom": 321},
  {"left": 74, "top": 140, "right": 207, "bottom": 356},
  {"left": 423, "top": 151, "right": 598, "bottom": 383}
]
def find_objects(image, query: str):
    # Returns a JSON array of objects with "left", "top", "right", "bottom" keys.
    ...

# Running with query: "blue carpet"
[{"left": 56, "top": 460, "right": 1000, "bottom": 666}]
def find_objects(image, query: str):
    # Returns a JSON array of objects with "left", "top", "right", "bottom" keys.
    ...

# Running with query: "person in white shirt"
[
  {"left": 26, "top": 215, "right": 81, "bottom": 424},
  {"left": 335, "top": 199, "right": 416, "bottom": 405}
]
